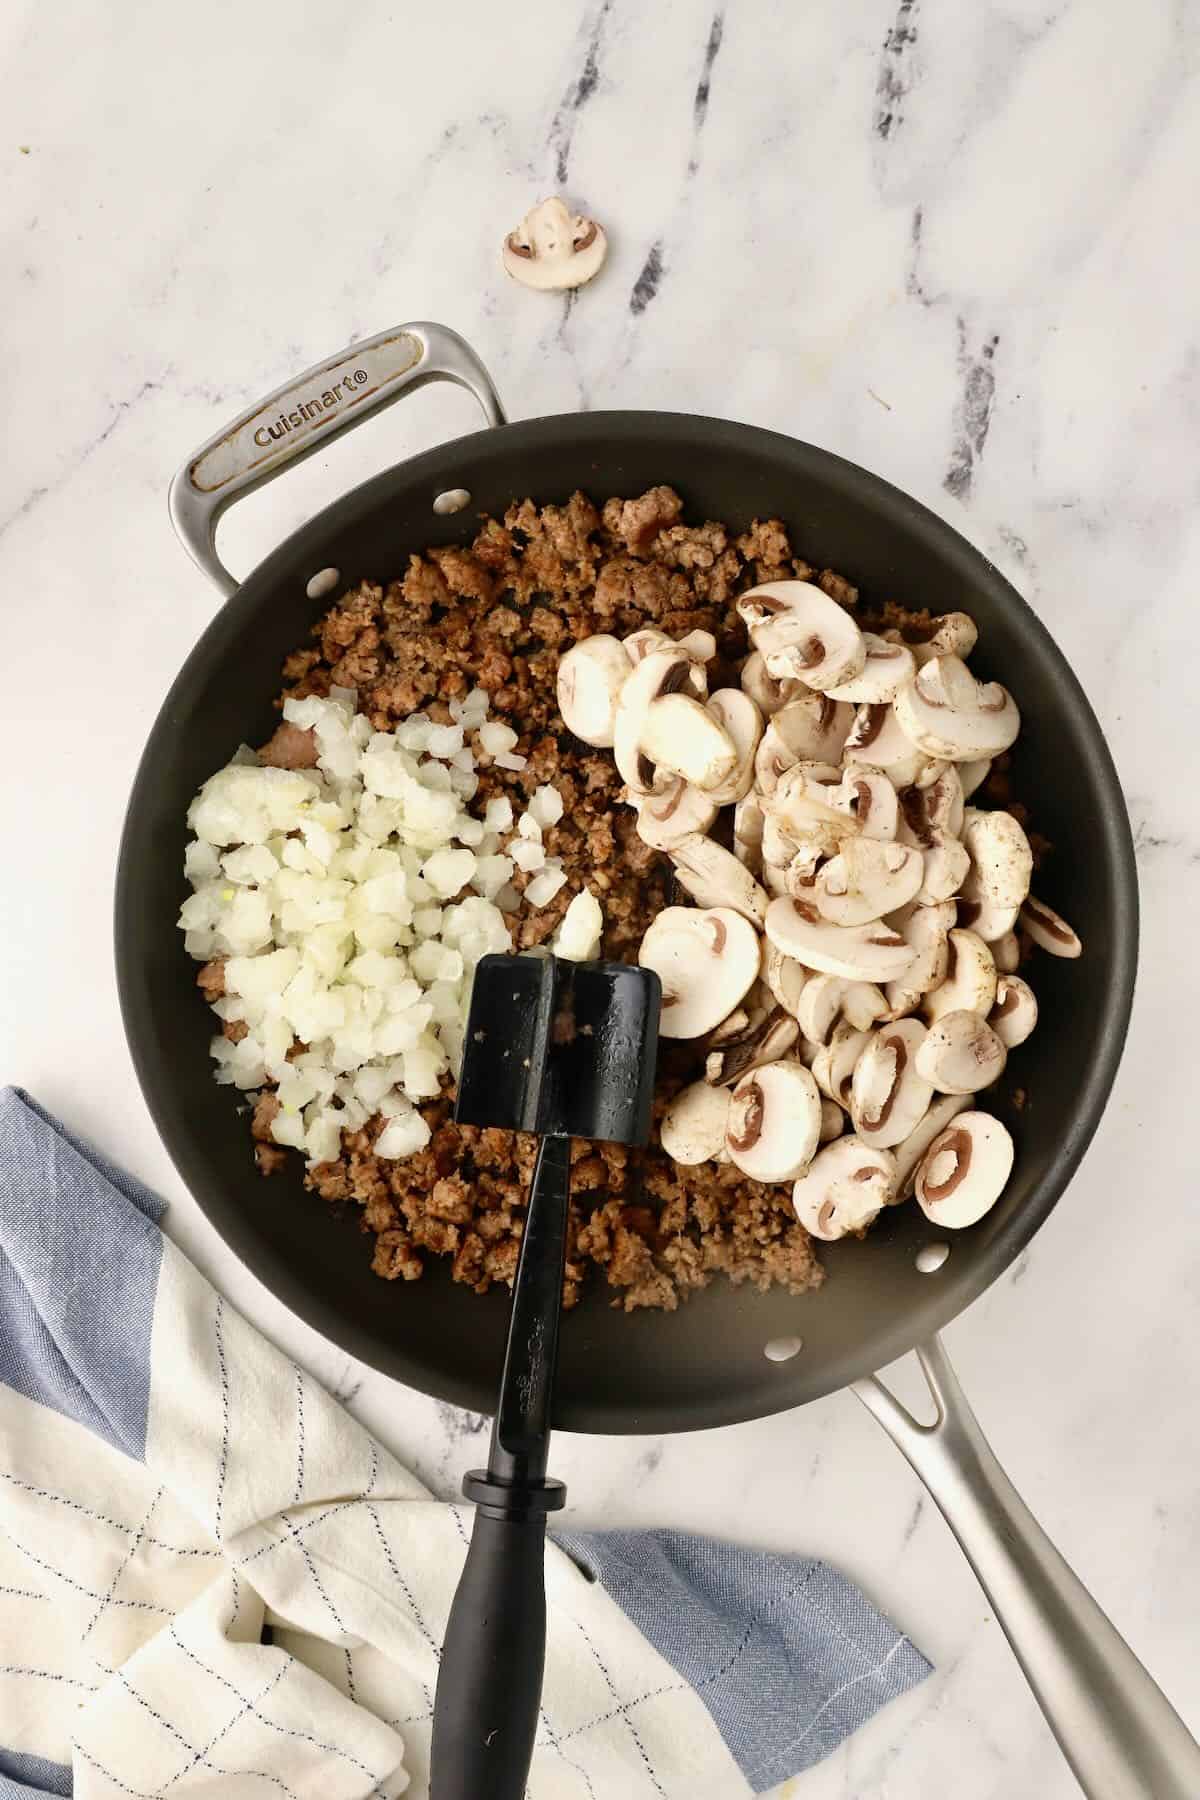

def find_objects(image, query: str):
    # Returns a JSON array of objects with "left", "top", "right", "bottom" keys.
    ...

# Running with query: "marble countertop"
[{"left": 3, "top": 0, "right": 1198, "bottom": 1793}]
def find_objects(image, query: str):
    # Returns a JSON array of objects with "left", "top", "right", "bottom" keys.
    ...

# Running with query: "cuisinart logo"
[{"left": 253, "top": 367, "right": 370, "bottom": 447}]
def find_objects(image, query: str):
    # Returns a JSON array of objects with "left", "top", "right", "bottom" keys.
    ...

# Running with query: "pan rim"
[{"left": 116, "top": 409, "right": 1139, "bottom": 1432}]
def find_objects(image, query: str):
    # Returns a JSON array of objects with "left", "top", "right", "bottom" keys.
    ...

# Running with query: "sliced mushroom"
[
  {"left": 828, "top": 767, "right": 899, "bottom": 841},
  {"left": 992, "top": 930, "right": 1020, "bottom": 974},
  {"left": 815, "top": 837, "right": 924, "bottom": 927},
  {"left": 705, "top": 1005, "right": 800, "bottom": 1086},
  {"left": 724, "top": 1059, "right": 821, "bottom": 1181},
  {"left": 796, "top": 974, "right": 852, "bottom": 1046},
  {"left": 708, "top": 1005, "right": 753, "bottom": 1047},
  {"left": 892, "top": 1091, "right": 973, "bottom": 1199},
  {"left": 638, "top": 905, "right": 760, "bottom": 1038},
  {"left": 502, "top": 196, "right": 608, "bottom": 291},
  {"left": 884, "top": 610, "right": 978, "bottom": 667},
  {"left": 739, "top": 581, "right": 866, "bottom": 692},
  {"left": 556, "top": 634, "right": 631, "bottom": 747},
  {"left": 883, "top": 899, "right": 955, "bottom": 1018},
  {"left": 766, "top": 897, "right": 917, "bottom": 983},
  {"left": 741, "top": 651, "right": 802, "bottom": 716},
  {"left": 1020, "top": 894, "right": 1082, "bottom": 958},
  {"left": 733, "top": 793, "right": 766, "bottom": 871},
  {"left": 793, "top": 1136, "right": 897, "bottom": 1240},
  {"left": 915, "top": 1111, "right": 1014, "bottom": 1228},
  {"left": 763, "top": 943, "right": 808, "bottom": 1015},
  {"left": 660, "top": 1080, "right": 731, "bottom": 1165},
  {"left": 669, "top": 834, "right": 768, "bottom": 924},
  {"left": 613, "top": 648, "right": 692, "bottom": 795},
  {"left": 915, "top": 1010, "right": 1007, "bottom": 1093},
  {"left": 767, "top": 761, "right": 853, "bottom": 846},
  {"left": 678, "top": 627, "right": 717, "bottom": 663},
  {"left": 959, "top": 757, "right": 992, "bottom": 799},
  {"left": 842, "top": 981, "right": 888, "bottom": 1031},
  {"left": 914, "top": 834, "right": 971, "bottom": 905},
  {"left": 849, "top": 1018, "right": 935, "bottom": 1149},
  {"left": 640, "top": 693, "right": 738, "bottom": 791},
  {"left": 819, "top": 1097, "right": 847, "bottom": 1143},
  {"left": 812, "top": 1020, "right": 872, "bottom": 1107},
  {"left": 633, "top": 778, "right": 719, "bottom": 850},
  {"left": 990, "top": 974, "right": 1038, "bottom": 1048},
  {"left": 922, "top": 928, "right": 997, "bottom": 1022},
  {"left": 899, "top": 765, "right": 965, "bottom": 843},
  {"left": 826, "top": 633, "right": 916, "bottom": 704},
  {"left": 703, "top": 689, "right": 764, "bottom": 804},
  {"left": 754, "top": 695, "right": 852, "bottom": 791},
  {"left": 624, "top": 628, "right": 708, "bottom": 694},
  {"left": 841, "top": 702, "right": 935, "bottom": 788},
  {"left": 959, "top": 808, "right": 1033, "bottom": 935},
  {"left": 893, "top": 655, "right": 1021, "bottom": 761}
]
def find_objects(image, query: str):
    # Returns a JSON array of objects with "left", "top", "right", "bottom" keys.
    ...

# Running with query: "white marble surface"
[{"left": 2, "top": 1, "right": 1199, "bottom": 1793}]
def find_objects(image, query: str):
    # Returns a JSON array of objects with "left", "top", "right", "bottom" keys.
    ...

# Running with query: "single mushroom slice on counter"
[
  {"left": 705, "top": 1005, "right": 800, "bottom": 1087},
  {"left": 989, "top": 974, "right": 1038, "bottom": 1048},
  {"left": 632, "top": 778, "right": 718, "bottom": 850},
  {"left": 915, "top": 1111, "right": 1014, "bottom": 1228},
  {"left": 893, "top": 655, "right": 1021, "bottom": 761},
  {"left": 741, "top": 650, "right": 802, "bottom": 716},
  {"left": 703, "top": 688, "right": 764, "bottom": 804},
  {"left": 1020, "top": 894, "right": 1082, "bottom": 958},
  {"left": 613, "top": 648, "right": 694, "bottom": 796},
  {"left": 915, "top": 1009, "right": 1007, "bottom": 1093},
  {"left": 891, "top": 1091, "right": 973, "bottom": 1200},
  {"left": 660, "top": 1080, "right": 732, "bottom": 1165},
  {"left": 792, "top": 1136, "right": 897, "bottom": 1241},
  {"left": 733, "top": 792, "right": 766, "bottom": 870},
  {"left": 883, "top": 899, "right": 955, "bottom": 1019},
  {"left": 884, "top": 610, "right": 978, "bottom": 667},
  {"left": 763, "top": 942, "right": 808, "bottom": 1015},
  {"left": 639, "top": 692, "right": 738, "bottom": 791},
  {"left": 669, "top": 834, "right": 769, "bottom": 924},
  {"left": 828, "top": 767, "right": 899, "bottom": 841},
  {"left": 815, "top": 837, "right": 925, "bottom": 927},
  {"left": 725, "top": 1058, "right": 822, "bottom": 1181},
  {"left": 841, "top": 702, "right": 936, "bottom": 789},
  {"left": 922, "top": 927, "right": 997, "bottom": 1022},
  {"left": 826, "top": 633, "right": 916, "bottom": 705},
  {"left": 638, "top": 905, "right": 760, "bottom": 1038},
  {"left": 812, "top": 1019, "right": 872, "bottom": 1108},
  {"left": 738, "top": 581, "right": 866, "bottom": 692},
  {"left": 502, "top": 196, "right": 608, "bottom": 290},
  {"left": 556, "top": 634, "right": 631, "bottom": 747},
  {"left": 849, "top": 1018, "right": 934, "bottom": 1149},
  {"left": 819, "top": 1096, "right": 846, "bottom": 1142},
  {"left": 766, "top": 897, "right": 917, "bottom": 984}
]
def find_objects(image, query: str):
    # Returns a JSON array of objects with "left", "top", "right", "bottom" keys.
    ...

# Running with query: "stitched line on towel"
[
  {"left": 569, "top": 1616, "right": 666, "bottom": 1800},
  {"left": 0, "top": 1471, "right": 220, "bottom": 1556},
  {"left": 292, "top": 1369, "right": 306, "bottom": 1506},
  {"left": 278, "top": 1514, "right": 347, "bottom": 1635},
  {"left": 0, "top": 1583, "right": 44, "bottom": 1600},
  {"left": 538, "top": 1707, "right": 599, "bottom": 1800},
  {"left": 239, "top": 1500, "right": 360, "bottom": 1565},
  {"left": 80, "top": 1489, "right": 161, "bottom": 1643},
  {"left": 744, "top": 1636, "right": 911, "bottom": 1783},
  {"left": 2, "top": 1526, "right": 172, "bottom": 1616},
  {"left": 365, "top": 1503, "right": 439, "bottom": 1661},
  {"left": 1, "top": 1663, "right": 98, "bottom": 1693},
  {"left": 344, "top": 1647, "right": 356, "bottom": 1702},
  {"left": 214, "top": 1296, "right": 231, "bottom": 1543},
  {"left": 168, "top": 1621, "right": 385, "bottom": 1786},
  {"left": 160, "top": 1659, "right": 290, "bottom": 1794},
  {"left": 113, "top": 1662, "right": 299, "bottom": 1799},
  {"left": 558, "top": 1682, "right": 686, "bottom": 1745},
  {"left": 364, "top": 1437, "right": 379, "bottom": 1498}
]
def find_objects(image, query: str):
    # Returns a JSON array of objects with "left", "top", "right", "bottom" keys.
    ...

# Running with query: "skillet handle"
[
  {"left": 855, "top": 1336, "right": 1200, "bottom": 1800},
  {"left": 168, "top": 321, "right": 505, "bottom": 595}
]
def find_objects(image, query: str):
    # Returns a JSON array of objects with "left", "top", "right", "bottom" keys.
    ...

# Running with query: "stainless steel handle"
[
  {"left": 855, "top": 1337, "right": 1200, "bottom": 1799},
  {"left": 168, "top": 321, "right": 505, "bottom": 595}
]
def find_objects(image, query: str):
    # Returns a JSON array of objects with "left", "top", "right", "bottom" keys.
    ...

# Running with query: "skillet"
[{"left": 116, "top": 322, "right": 1197, "bottom": 1796}]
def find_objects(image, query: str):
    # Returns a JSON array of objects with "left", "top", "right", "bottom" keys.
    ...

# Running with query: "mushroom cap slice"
[
  {"left": 741, "top": 650, "right": 802, "bottom": 716},
  {"left": 733, "top": 792, "right": 766, "bottom": 870},
  {"left": 660, "top": 1080, "right": 732, "bottom": 1165},
  {"left": 677, "top": 627, "right": 717, "bottom": 662},
  {"left": 893, "top": 655, "right": 1021, "bottom": 761},
  {"left": 915, "top": 1110, "right": 1014, "bottom": 1228},
  {"left": 704, "top": 1005, "right": 800, "bottom": 1087},
  {"left": 669, "top": 834, "right": 768, "bottom": 925},
  {"left": 796, "top": 973, "right": 851, "bottom": 1046},
  {"left": 766, "top": 897, "right": 917, "bottom": 983},
  {"left": 638, "top": 905, "right": 760, "bottom": 1039},
  {"left": 849, "top": 1018, "right": 935, "bottom": 1148},
  {"left": 556, "top": 634, "right": 631, "bottom": 747},
  {"left": 992, "top": 930, "right": 1020, "bottom": 974},
  {"left": 767, "top": 760, "right": 852, "bottom": 836},
  {"left": 703, "top": 688, "right": 764, "bottom": 804},
  {"left": 613, "top": 648, "right": 693, "bottom": 794},
  {"left": 1020, "top": 894, "right": 1082, "bottom": 958},
  {"left": 885, "top": 610, "right": 978, "bottom": 668},
  {"left": 793, "top": 1136, "right": 897, "bottom": 1240},
  {"left": 914, "top": 833, "right": 971, "bottom": 906},
  {"left": 740, "top": 581, "right": 866, "bottom": 692},
  {"left": 960, "top": 807, "right": 1033, "bottom": 912},
  {"left": 754, "top": 696, "right": 852, "bottom": 791},
  {"left": 990, "top": 974, "right": 1038, "bottom": 1048},
  {"left": 763, "top": 942, "right": 808, "bottom": 1015},
  {"left": 841, "top": 980, "right": 888, "bottom": 1031},
  {"left": 502, "top": 196, "right": 608, "bottom": 291},
  {"left": 829, "top": 767, "right": 899, "bottom": 841},
  {"left": 623, "top": 629, "right": 704, "bottom": 691},
  {"left": 826, "top": 633, "right": 916, "bottom": 704},
  {"left": 812, "top": 1019, "right": 872, "bottom": 1107},
  {"left": 816, "top": 837, "right": 924, "bottom": 927},
  {"left": 841, "top": 702, "right": 935, "bottom": 788},
  {"left": 899, "top": 765, "right": 965, "bottom": 843},
  {"left": 640, "top": 692, "right": 738, "bottom": 790},
  {"left": 922, "top": 928, "right": 997, "bottom": 1022},
  {"left": 891, "top": 1091, "right": 973, "bottom": 1199},
  {"left": 724, "top": 1058, "right": 821, "bottom": 1182},
  {"left": 959, "top": 757, "right": 992, "bottom": 799},
  {"left": 883, "top": 899, "right": 955, "bottom": 1018},
  {"left": 633, "top": 778, "right": 719, "bottom": 851},
  {"left": 819, "top": 1096, "right": 847, "bottom": 1142},
  {"left": 956, "top": 892, "right": 1019, "bottom": 943},
  {"left": 915, "top": 1009, "right": 1007, "bottom": 1093}
]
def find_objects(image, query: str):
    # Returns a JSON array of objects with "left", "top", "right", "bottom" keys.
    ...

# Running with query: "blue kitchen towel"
[{"left": 0, "top": 1087, "right": 930, "bottom": 1798}]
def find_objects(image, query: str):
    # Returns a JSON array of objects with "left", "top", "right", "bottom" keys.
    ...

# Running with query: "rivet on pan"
[
  {"left": 763, "top": 1335, "right": 804, "bottom": 1363},
  {"left": 915, "top": 1243, "right": 950, "bottom": 1274},
  {"left": 433, "top": 487, "right": 472, "bottom": 515},
  {"left": 305, "top": 566, "right": 341, "bottom": 600}
]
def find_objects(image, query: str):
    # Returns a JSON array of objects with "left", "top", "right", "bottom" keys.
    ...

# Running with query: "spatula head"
[{"left": 456, "top": 953, "right": 661, "bottom": 1145}]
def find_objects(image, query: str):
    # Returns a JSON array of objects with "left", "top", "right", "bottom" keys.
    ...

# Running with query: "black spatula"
[{"left": 429, "top": 951, "right": 661, "bottom": 1800}]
